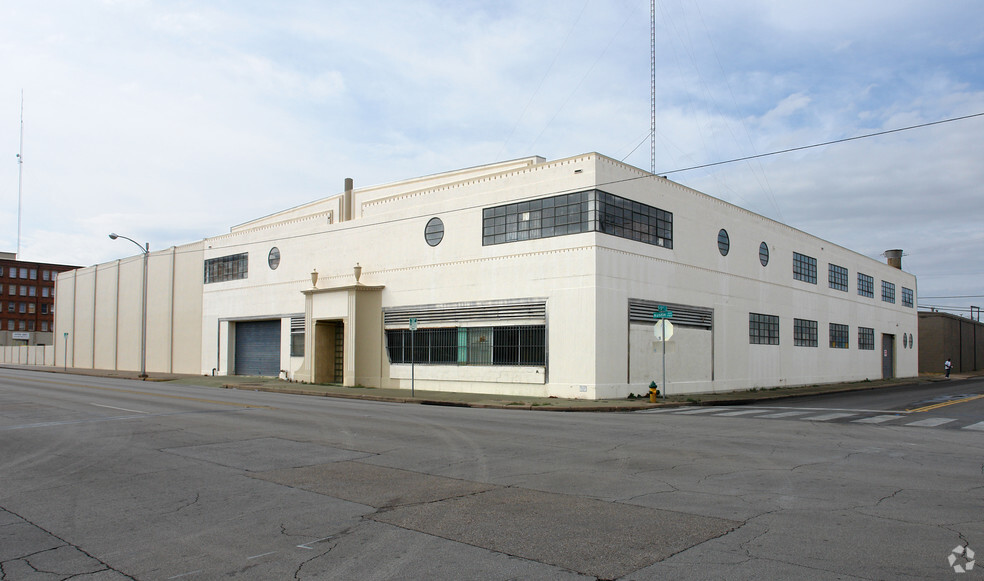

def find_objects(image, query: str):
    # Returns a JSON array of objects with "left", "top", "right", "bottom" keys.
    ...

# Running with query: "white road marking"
[
  {"left": 673, "top": 407, "right": 732, "bottom": 414},
  {"left": 905, "top": 417, "right": 957, "bottom": 428},
  {"left": 297, "top": 536, "right": 333, "bottom": 550},
  {"left": 247, "top": 551, "right": 277, "bottom": 560},
  {"left": 802, "top": 412, "right": 857, "bottom": 422},
  {"left": 752, "top": 405, "right": 911, "bottom": 414},
  {"left": 90, "top": 403, "right": 147, "bottom": 414},
  {"left": 963, "top": 422, "right": 984, "bottom": 431},
  {"left": 852, "top": 415, "right": 903, "bottom": 424},
  {"left": 755, "top": 411, "right": 811, "bottom": 418},
  {"left": 715, "top": 409, "right": 765, "bottom": 417},
  {"left": 167, "top": 571, "right": 203, "bottom": 579}
]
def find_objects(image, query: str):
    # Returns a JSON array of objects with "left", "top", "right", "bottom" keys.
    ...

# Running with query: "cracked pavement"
[{"left": 1, "top": 368, "right": 982, "bottom": 579}]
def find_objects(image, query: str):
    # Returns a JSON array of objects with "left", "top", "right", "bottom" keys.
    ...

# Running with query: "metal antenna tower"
[
  {"left": 16, "top": 90, "right": 24, "bottom": 257},
  {"left": 650, "top": 0, "right": 656, "bottom": 174}
]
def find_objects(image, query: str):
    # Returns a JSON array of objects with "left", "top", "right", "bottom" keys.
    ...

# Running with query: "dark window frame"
[
  {"left": 901, "top": 287, "right": 914, "bottom": 308},
  {"left": 717, "top": 229, "right": 730, "bottom": 256},
  {"left": 386, "top": 325, "right": 545, "bottom": 366},
  {"left": 204, "top": 253, "right": 249, "bottom": 284},
  {"left": 425, "top": 217, "right": 445, "bottom": 246},
  {"left": 793, "top": 318, "right": 818, "bottom": 347},
  {"left": 828, "top": 263, "right": 848, "bottom": 292},
  {"left": 482, "top": 189, "right": 672, "bottom": 249},
  {"left": 793, "top": 252, "right": 817, "bottom": 284},
  {"left": 829, "top": 323, "right": 849, "bottom": 349},
  {"left": 881, "top": 281, "right": 896, "bottom": 304},
  {"left": 858, "top": 327, "right": 875, "bottom": 351},
  {"left": 749, "top": 313, "right": 780, "bottom": 345},
  {"left": 858, "top": 273, "right": 874, "bottom": 298}
]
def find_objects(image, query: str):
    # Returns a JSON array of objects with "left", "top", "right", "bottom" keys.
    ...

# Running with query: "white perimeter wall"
[{"left": 55, "top": 243, "right": 204, "bottom": 374}]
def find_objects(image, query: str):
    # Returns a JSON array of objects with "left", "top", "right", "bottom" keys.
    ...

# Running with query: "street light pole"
[{"left": 109, "top": 233, "right": 149, "bottom": 379}]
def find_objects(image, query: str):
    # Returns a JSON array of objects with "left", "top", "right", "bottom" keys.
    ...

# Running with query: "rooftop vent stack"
[
  {"left": 342, "top": 178, "right": 354, "bottom": 222},
  {"left": 885, "top": 249, "right": 903, "bottom": 270}
]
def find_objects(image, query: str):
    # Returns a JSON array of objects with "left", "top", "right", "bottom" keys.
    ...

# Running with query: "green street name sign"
[{"left": 653, "top": 306, "right": 673, "bottom": 319}]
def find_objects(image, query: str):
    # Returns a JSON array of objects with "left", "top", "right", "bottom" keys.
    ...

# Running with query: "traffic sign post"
[
  {"left": 653, "top": 307, "right": 674, "bottom": 398},
  {"left": 409, "top": 318, "right": 418, "bottom": 397}
]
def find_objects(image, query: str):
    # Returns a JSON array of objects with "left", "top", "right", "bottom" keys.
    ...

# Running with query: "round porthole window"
[
  {"left": 268, "top": 247, "right": 280, "bottom": 270},
  {"left": 425, "top": 217, "right": 445, "bottom": 247},
  {"left": 903, "top": 334, "right": 908, "bottom": 349},
  {"left": 717, "top": 229, "right": 730, "bottom": 256},
  {"left": 759, "top": 242, "right": 770, "bottom": 266}
]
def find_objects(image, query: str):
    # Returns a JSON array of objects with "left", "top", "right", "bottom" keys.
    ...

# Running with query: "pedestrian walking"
[{"left": 944, "top": 358, "right": 952, "bottom": 378}]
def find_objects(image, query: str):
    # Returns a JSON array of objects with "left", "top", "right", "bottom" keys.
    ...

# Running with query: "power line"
[
  {"left": 658, "top": 111, "right": 984, "bottom": 175},
  {"left": 920, "top": 295, "right": 984, "bottom": 299}
]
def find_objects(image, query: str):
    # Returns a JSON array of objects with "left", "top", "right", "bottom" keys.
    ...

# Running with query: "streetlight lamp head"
[{"left": 108, "top": 233, "right": 119, "bottom": 240}]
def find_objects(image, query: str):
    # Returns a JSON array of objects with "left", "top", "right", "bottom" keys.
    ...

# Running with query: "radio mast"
[
  {"left": 16, "top": 90, "right": 24, "bottom": 257},
  {"left": 650, "top": 0, "right": 656, "bottom": 174}
]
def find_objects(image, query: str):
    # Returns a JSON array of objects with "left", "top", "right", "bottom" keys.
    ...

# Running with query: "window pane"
[
  {"left": 204, "top": 253, "right": 248, "bottom": 284},
  {"left": 483, "top": 190, "right": 672, "bottom": 249},
  {"left": 858, "top": 273, "right": 874, "bottom": 298},
  {"left": 828, "top": 264, "right": 848, "bottom": 291},
  {"left": 793, "top": 252, "right": 817, "bottom": 284}
]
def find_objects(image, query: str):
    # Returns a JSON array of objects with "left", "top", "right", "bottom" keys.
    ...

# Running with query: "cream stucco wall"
[
  {"left": 55, "top": 242, "right": 204, "bottom": 374},
  {"left": 56, "top": 153, "right": 917, "bottom": 399},
  {"left": 590, "top": 156, "right": 917, "bottom": 396}
]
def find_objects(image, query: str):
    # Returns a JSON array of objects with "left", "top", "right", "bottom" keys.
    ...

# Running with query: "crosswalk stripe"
[
  {"left": 905, "top": 417, "right": 957, "bottom": 427},
  {"left": 852, "top": 415, "right": 903, "bottom": 424},
  {"left": 756, "top": 411, "right": 811, "bottom": 418},
  {"left": 803, "top": 412, "right": 857, "bottom": 421},
  {"left": 644, "top": 407, "right": 978, "bottom": 430}
]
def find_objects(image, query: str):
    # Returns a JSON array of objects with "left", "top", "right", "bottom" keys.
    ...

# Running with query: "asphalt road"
[{"left": 1, "top": 368, "right": 982, "bottom": 580}]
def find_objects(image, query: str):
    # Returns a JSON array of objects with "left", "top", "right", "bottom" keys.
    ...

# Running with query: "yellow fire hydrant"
[{"left": 649, "top": 382, "right": 659, "bottom": 402}]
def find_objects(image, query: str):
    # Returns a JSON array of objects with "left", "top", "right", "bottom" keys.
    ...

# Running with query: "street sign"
[
  {"left": 654, "top": 320, "right": 674, "bottom": 341},
  {"left": 653, "top": 306, "right": 673, "bottom": 319},
  {"left": 409, "top": 318, "right": 418, "bottom": 331}
]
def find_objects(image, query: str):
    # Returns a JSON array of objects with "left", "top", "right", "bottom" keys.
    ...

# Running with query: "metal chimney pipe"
[
  {"left": 885, "top": 249, "right": 903, "bottom": 270},
  {"left": 342, "top": 178, "right": 354, "bottom": 222}
]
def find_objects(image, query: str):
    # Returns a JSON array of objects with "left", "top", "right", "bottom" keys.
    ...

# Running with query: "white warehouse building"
[{"left": 55, "top": 153, "right": 918, "bottom": 399}]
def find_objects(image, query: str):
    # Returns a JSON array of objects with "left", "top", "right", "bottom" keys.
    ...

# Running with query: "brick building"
[{"left": 0, "top": 252, "right": 78, "bottom": 346}]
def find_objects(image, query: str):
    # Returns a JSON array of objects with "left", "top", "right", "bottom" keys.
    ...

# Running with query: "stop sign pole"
[
  {"left": 653, "top": 307, "right": 673, "bottom": 398},
  {"left": 409, "top": 318, "right": 418, "bottom": 397}
]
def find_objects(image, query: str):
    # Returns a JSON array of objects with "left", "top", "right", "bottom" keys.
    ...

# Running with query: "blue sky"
[{"left": 1, "top": 0, "right": 982, "bottom": 315}]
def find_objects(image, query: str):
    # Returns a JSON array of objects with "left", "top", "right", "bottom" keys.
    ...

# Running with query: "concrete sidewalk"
[{"left": 4, "top": 363, "right": 981, "bottom": 411}]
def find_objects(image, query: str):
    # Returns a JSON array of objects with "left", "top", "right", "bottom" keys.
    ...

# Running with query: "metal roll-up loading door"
[{"left": 234, "top": 320, "right": 281, "bottom": 376}]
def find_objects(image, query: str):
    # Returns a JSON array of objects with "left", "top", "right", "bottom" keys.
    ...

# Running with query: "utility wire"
[
  {"left": 658, "top": 111, "right": 984, "bottom": 175},
  {"left": 919, "top": 295, "right": 984, "bottom": 299}
]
